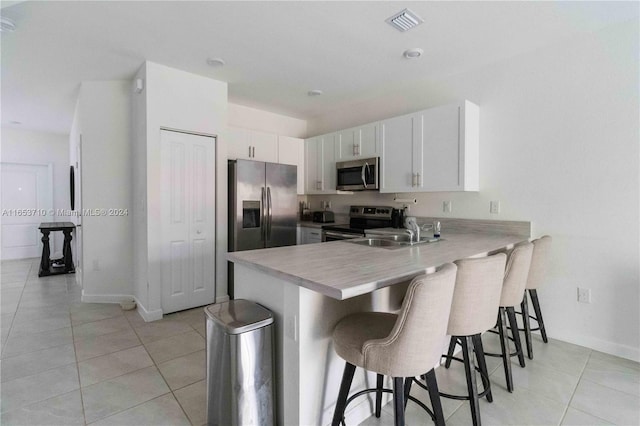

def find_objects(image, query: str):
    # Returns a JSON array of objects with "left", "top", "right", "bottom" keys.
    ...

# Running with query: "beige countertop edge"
[{"left": 227, "top": 232, "right": 525, "bottom": 300}]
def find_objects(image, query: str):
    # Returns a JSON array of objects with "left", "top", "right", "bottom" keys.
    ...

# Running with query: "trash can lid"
[{"left": 204, "top": 299, "right": 274, "bottom": 334}]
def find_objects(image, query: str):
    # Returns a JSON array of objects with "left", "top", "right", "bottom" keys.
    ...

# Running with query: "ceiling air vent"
[{"left": 386, "top": 8, "right": 424, "bottom": 32}]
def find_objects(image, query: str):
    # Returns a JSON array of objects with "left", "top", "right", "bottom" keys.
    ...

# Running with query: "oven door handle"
[{"left": 323, "top": 231, "right": 361, "bottom": 240}]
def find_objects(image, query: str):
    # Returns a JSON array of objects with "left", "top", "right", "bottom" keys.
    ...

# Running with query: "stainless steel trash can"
[{"left": 205, "top": 299, "right": 275, "bottom": 426}]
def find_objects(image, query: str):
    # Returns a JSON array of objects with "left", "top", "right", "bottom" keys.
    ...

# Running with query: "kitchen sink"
[{"left": 346, "top": 236, "right": 442, "bottom": 250}]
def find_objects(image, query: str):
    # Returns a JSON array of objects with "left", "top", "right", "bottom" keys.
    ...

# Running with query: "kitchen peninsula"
[{"left": 228, "top": 221, "right": 530, "bottom": 426}]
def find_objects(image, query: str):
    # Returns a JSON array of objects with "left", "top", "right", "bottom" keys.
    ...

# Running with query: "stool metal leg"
[
  {"left": 393, "top": 377, "right": 405, "bottom": 426},
  {"left": 497, "top": 307, "right": 513, "bottom": 393},
  {"left": 332, "top": 362, "right": 356, "bottom": 426},
  {"left": 403, "top": 376, "right": 412, "bottom": 409},
  {"left": 471, "top": 334, "right": 493, "bottom": 403},
  {"left": 521, "top": 292, "right": 533, "bottom": 359},
  {"left": 461, "top": 336, "right": 481, "bottom": 426},
  {"left": 424, "top": 369, "right": 445, "bottom": 426},
  {"left": 375, "top": 374, "right": 384, "bottom": 418},
  {"left": 529, "top": 289, "right": 548, "bottom": 343},
  {"left": 506, "top": 307, "right": 526, "bottom": 368},
  {"left": 444, "top": 336, "right": 457, "bottom": 368}
]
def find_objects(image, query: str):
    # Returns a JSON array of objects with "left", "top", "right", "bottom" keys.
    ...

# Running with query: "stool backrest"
[
  {"left": 500, "top": 242, "right": 534, "bottom": 307},
  {"left": 362, "top": 263, "right": 457, "bottom": 378},
  {"left": 526, "top": 235, "right": 552, "bottom": 290},
  {"left": 448, "top": 253, "right": 507, "bottom": 336}
]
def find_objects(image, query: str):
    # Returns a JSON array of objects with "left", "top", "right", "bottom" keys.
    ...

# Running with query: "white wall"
[
  {"left": 75, "top": 81, "right": 133, "bottom": 302},
  {"left": 1, "top": 127, "right": 70, "bottom": 256},
  {"left": 136, "top": 61, "right": 228, "bottom": 318},
  {"left": 307, "top": 21, "right": 639, "bottom": 360},
  {"left": 228, "top": 103, "right": 307, "bottom": 138}
]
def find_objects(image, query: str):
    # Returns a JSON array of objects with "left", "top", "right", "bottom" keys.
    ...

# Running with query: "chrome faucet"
[{"left": 404, "top": 216, "right": 420, "bottom": 243}]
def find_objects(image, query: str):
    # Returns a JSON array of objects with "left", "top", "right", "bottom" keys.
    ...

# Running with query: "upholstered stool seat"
[
  {"left": 331, "top": 264, "right": 458, "bottom": 426},
  {"left": 440, "top": 253, "right": 507, "bottom": 426},
  {"left": 333, "top": 312, "right": 396, "bottom": 373},
  {"left": 475, "top": 241, "right": 533, "bottom": 393}
]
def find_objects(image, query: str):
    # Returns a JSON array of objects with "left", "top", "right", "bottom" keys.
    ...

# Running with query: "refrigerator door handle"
[
  {"left": 266, "top": 186, "right": 273, "bottom": 240},
  {"left": 261, "top": 186, "right": 266, "bottom": 241}
]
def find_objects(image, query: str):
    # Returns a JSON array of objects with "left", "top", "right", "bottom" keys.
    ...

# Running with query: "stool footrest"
[
  {"left": 343, "top": 385, "right": 436, "bottom": 424},
  {"left": 439, "top": 354, "right": 491, "bottom": 401}
]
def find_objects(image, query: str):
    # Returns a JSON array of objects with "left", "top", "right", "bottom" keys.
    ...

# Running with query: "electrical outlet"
[
  {"left": 443, "top": 201, "right": 452, "bottom": 213},
  {"left": 577, "top": 287, "right": 591, "bottom": 303},
  {"left": 490, "top": 200, "right": 501, "bottom": 214}
]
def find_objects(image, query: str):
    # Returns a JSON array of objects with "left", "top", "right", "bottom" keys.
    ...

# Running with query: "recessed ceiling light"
[
  {"left": 386, "top": 9, "right": 424, "bottom": 32},
  {"left": 9, "top": 120, "right": 21, "bottom": 125},
  {"left": 403, "top": 48, "right": 424, "bottom": 59},
  {"left": 308, "top": 89, "right": 323, "bottom": 97},
  {"left": 206, "top": 57, "right": 225, "bottom": 67},
  {"left": 0, "top": 17, "right": 16, "bottom": 33}
]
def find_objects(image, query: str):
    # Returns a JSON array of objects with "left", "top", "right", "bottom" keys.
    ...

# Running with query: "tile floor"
[
  {"left": 1, "top": 258, "right": 206, "bottom": 425},
  {"left": 1, "top": 257, "right": 639, "bottom": 425}
]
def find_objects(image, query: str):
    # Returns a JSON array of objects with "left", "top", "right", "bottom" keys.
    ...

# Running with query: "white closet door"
[
  {"left": 0, "top": 163, "right": 53, "bottom": 260},
  {"left": 160, "top": 130, "right": 216, "bottom": 314}
]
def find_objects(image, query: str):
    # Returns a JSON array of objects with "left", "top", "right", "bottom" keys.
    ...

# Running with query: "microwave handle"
[{"left": 361, "top": 162, "right": 369, "bottom": 189}]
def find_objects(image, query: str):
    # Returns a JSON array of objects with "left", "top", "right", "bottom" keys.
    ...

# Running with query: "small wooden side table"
[{"left": 38, "top": 222, "right": 76, "bottom": 277}]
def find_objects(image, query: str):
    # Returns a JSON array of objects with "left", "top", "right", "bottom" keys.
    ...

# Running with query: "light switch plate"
[
  {"left": 443, "top": 201, "right": 452, "bottom": 213},
  {"left": 577, "top": 287, "right": 591, "bottom": 303},
  {"left": 490, "top": 201, "right": 500, "bottom": 214}
]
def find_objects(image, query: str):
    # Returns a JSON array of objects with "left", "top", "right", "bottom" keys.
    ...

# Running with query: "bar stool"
[
  {"left": 520, "top": 235, "right": 552, "bottom": 359},
  {"left": 331, "top": 264, "right": 457, "bottom": 426},
  {"left": 481, "top": 242, "right": 533, "bottom": 392},
  {"left": 441, "top": 253, "right": 507, "bottom": 426}
]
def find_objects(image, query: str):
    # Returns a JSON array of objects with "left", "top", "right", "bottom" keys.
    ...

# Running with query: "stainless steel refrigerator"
[
  {"left": 228, "top": 160, "right": 297, "bottom": 296},
  {"left": 228, "top": 159, "right": 297, "bottom": 251}
]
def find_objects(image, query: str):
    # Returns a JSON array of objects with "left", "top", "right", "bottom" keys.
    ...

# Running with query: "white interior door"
[
  {"left": 160, "top": 130, "right": 216, "bottom": 313},
  {"left": 1, "top": 163, "right": 53, "bottom": 260}
]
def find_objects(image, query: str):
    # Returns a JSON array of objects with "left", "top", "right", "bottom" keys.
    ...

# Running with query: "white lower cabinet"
[
  {"left": 380, "top": 100, "right": 479, "bottom": 193},
  {"left": 297, "top": 226, "right": 322, "bottom": 245}
]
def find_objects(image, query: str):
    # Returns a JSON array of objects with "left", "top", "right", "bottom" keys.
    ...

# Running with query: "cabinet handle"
[
  {"left": 416, "top": 172, "right": 421, "bottom": 187},
  {"left": 411, "top": 173, "right": 416, "bottom": 187},
  {"left": 249, "top": 146, "right": 252, "bottom": 158},
  {"left": 356, "top": 145, "right": 360, "bottom": 156}
]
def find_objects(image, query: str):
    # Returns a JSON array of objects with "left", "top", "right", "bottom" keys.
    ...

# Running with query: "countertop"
[{"left": 227, "top": 231, "right": 528, "bottom": 300}]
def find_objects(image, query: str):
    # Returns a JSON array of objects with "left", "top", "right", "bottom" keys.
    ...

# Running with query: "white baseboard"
[
  {"left": 550, "top": 329, "right": 640, "bottom": 362},
  {"left": 134, "top": 297, "right": 163, "bottom": 322},
  {"left": 81, "top": 291, "right": 134, "bottom": 304}
]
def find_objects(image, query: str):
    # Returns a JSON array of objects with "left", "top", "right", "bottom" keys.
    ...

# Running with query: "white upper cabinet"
[
  {"left": 305, "top": 133, "right": 336, "bottom": 194},
  {"left": 227, "top": 127, "right": 278, "bottom": 162},
  {"left": 227, "top": 127, "right": 251, "bottom": 160},
  {"left": 379, "top": 112, "right": 420, "bottom": 192},
  {"left": 380, "top": 101, "right": 479, "bottom": 193},
  {"left": 278, "top": 136, "right": 305, "bottom": 195},
  {"left": 335, "top": 123, "right": 378, "bottom": 161}
]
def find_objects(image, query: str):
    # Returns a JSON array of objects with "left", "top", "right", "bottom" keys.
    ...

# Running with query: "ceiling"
[{"left": 1, "top": 1, "right": 636, "bottom": 135}]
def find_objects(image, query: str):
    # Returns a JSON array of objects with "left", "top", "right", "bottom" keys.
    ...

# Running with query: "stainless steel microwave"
[{"left": 336, "top": 157, "right": 379, "bottom": 191}]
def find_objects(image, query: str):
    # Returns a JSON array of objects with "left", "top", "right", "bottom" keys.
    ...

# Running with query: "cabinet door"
[
  {"left": 335, "top": 128, "right": 356, "bottom": 161},
  {"left": 305, "top": 137, "right": 321, "bottom": 194},
  {"left": 379, "top": 113, "right": 418, "bottom": 193},
  {"left": 356, "top": 123, "right": 378, "bottom": 158},
  {"left": 278, "top": 136, "right": 304, "bottom": 195},
  {"left": 419, "top": 104, "right": 461, "bottom": 191},
  {"left": 319, "top": 133, "right": 336, "bottom": 193},
  {"left": 227, "top": 127, "right": 251, "bottom": 160},
  {"left": 250, "top": 130, "right": 278, "bottom": 163}
]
